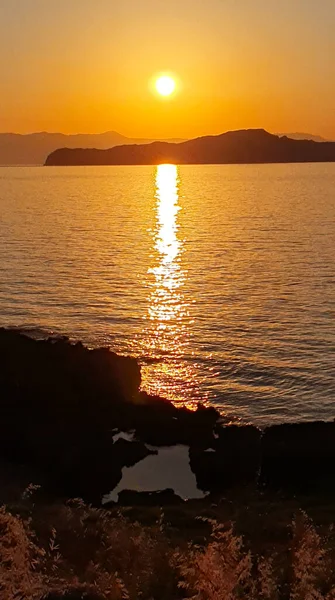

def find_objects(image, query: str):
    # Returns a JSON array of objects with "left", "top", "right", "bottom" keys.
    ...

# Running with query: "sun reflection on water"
[
  {"left": 139, "top": 164, "right": 199, "bottom": 408},
  {"left": 149, "top": 164, "right": 184, "bottom": 329}
]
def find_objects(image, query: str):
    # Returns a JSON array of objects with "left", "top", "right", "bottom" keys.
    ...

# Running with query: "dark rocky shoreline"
[{"left": 1, "top": 328, "right": 334, "bottom": 505}]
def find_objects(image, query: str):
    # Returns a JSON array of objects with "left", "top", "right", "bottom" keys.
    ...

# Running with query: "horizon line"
[{"left": 0, "top": 128, "right": 331, "bottom": 142}]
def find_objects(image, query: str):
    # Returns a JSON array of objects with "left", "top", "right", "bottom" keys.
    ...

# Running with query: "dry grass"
[{"left": 2, "top": 488, "right": 335, "bottom": 599}]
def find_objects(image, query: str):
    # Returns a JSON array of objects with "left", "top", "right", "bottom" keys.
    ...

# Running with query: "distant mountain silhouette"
[
  {"left": 277, "top": 132, "right": 331, "bottom": 142},
  {"left": 0, "top": 131, "right": 186, "bottom": 165},
  {"left": 45, "top": 129, "right": 335, "bottom": 166}
]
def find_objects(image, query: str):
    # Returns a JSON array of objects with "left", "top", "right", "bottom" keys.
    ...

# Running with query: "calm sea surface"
[{"left": 0, "top": 163, "right": 334, "bottom": 425}]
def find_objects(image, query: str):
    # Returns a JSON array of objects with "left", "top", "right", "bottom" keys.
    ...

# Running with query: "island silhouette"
[{"left": 45, "top": 128, "right": 335, "bottom": 166}]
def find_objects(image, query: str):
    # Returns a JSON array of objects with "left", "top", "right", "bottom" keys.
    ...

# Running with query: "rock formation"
[{"left": 1, "top": 328, "right": 334, "bottom": 505}]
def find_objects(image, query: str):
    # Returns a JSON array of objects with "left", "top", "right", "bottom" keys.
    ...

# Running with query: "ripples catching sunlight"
[
  {"left": 138, "top": 165, "right": 199, "bottom": 407},
  {"left": 0, "top": 163, "right": 334, "bottom": 424}
]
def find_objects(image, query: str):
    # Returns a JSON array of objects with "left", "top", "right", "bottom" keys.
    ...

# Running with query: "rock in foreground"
[
  {"left": 261, "top": 422, "right": 335, "bottom": 491},
  {"left": 0, "top": 329, "right": 221, "bottom": 502},
  {"left": 1, "top": 328, "right": 335, "bottom": 504}
]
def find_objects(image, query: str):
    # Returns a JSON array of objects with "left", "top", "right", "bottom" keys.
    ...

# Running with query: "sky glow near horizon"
[{"left": 0, "top": 0, "right": 334, "bottom": 138}]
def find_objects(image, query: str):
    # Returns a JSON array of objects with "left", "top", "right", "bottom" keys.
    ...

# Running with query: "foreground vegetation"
[{"left": 3, "top": 486, "right": 335, "bottom": 600}]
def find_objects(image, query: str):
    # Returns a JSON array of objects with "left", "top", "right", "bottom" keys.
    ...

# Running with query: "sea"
[{"left": 0, "top": 163, "right": 334, "bottom": 426}]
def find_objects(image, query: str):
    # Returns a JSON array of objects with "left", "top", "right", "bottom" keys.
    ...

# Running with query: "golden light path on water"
[{"left": 138, "top": 164, "right": 201, "bottom": 409}]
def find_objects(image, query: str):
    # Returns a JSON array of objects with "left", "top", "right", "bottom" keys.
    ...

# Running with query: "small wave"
[{"left": 6, "top": 325, "right": 68, "bottom": 341}]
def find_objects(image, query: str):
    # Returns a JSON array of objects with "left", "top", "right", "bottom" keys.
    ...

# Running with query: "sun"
[{"left": 155, "top": 75, "right": 176, "bottom": 97}]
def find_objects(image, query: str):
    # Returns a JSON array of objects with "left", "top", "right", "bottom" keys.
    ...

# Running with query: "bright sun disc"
[{"left": 155, "top": 75, "right": 176, "bottom": 97}]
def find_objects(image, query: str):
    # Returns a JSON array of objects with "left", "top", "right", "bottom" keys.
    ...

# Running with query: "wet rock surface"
[
  {"left": 116, "top": 488, "right": 184, "bottom": 506},
  {"left": 260, "top": 421, "right": 335, "bottom": 492},
  {"left": 190, "top": 425, "right": 261, "bottom": 492}
]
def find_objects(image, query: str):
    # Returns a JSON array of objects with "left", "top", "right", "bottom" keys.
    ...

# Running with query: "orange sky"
[{"left": 1, "top": 0, "right": 334, "bottom": 138}]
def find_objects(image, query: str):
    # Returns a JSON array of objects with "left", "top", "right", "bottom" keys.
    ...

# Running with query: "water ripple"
[{"left": 0, "top": 163, "right": 334, "bottom": 425}]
